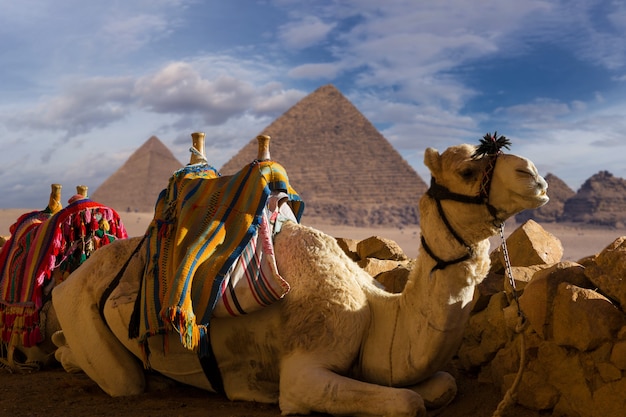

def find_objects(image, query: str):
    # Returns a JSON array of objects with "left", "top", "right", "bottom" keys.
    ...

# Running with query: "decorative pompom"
[{"left": 473, "top": 131, "right": 511, "bottom": 159}]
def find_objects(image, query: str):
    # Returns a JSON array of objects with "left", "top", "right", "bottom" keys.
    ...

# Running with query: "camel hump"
[
  {"left": 189, "top": 132, "right": 207, "bottom": 165},
  {"left": 257, "top": 135, "right": 271, "bottom": 161}
]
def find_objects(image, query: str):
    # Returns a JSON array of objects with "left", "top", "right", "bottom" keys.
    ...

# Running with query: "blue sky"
[{"left": 1, "top": 0, "right": 625, "bottom": 209}]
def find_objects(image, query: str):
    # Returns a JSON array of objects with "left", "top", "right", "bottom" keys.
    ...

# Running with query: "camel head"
[{"left": 423, "top": 134, "right": 548, "bottom": 228}]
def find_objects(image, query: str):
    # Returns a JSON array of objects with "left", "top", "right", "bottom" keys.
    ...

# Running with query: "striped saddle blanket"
[{"left": 133, "top": 161, "right": 303, "bottom": 355}]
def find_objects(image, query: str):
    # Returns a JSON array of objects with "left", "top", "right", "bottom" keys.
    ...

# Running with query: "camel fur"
[{"left": 51, "top": 143, "right": 548, "bottom": 417}]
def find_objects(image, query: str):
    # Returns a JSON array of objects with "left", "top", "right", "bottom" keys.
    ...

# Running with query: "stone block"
[
  {"left": 491, "top": 220, "right": 563, "bottom": 270},
  {"left": 357, "top": 257, "right": 407, "bottom": 278},
  {"left": 552, "top": 283, "right": 626, "bottom": 351},
  {"left": 335, "top": 237, "right": 360, "bottom": 261},
  {"left": 583, "top": 236, "right": 626, "bottom": 310},
  {"left": 375, "top": 265, "right": 410, "bottom": 293},
  {"left": 519, "top": 262, "right": 592, "bottom": 339},
  {"left": 503, "top": 370, "right": 559, "bottom": 411},
  {"left": 611, "top": 340, "right": 626, "bottom": 370},
  {"left": 591, "top": 378, "right": 626, "bottom": 417},
  {"left": 356, "top": 235, "right": 407, "bottom": 261}
]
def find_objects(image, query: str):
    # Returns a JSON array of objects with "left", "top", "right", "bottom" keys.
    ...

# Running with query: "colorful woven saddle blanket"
[
  {"left": 133, "top": 160, "right": 303, "bottom": 355},
  {"left": 0, "top": 199, "right": 127, "bottom": 347}
]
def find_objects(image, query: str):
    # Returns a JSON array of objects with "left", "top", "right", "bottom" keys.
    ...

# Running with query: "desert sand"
[{"left": 3, "top": 208, "right": 622, "bottom": 262}]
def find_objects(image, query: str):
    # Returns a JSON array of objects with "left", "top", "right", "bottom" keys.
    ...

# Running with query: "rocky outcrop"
[
  {"left": 335, "top": 235, "right": 412, "bottom": 293},
  {"left": 560, "top": 171, "right": 626, "bottom": 227},
  {"left": 458, "top": 223, "right": 626, "bottom": 416},
  {"left": 341, "top": 221, "right": 626, "bottom": 416}
]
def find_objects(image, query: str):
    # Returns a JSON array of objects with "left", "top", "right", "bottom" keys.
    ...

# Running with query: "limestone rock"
[
  {"left": 335, "top": 237, "right": 360, "bottom": 261},
  {"left": 583, "top": 236, "right": 626, "bottom": 309},
  {"left": 502, "top": 265, "right": 546, "bottom": 295},
  {"left": 519, "top": 262, "right": 591, "bottom": 339},
  {"left": 591, "top": 378, "right": 626, "bottom": 417},
  {"left": 611, "top": 340, "right": 626, "bottom": 370},
  {"left": 375, "top": 265, "right": 410, "bottom": 293},
  {"left": 490, "top": 220, "right": 563, "bottom": 274},
  {"left": 596, "top": 361, "right": 622, "bottom": 382},
  {"left": 473, "top": 271, "right": 505, "bottom": 313},
  {"left": 357, "top": 258, "right": 407, "bottom": 278},
  {"left": 503, "top": 370, "right": 559, "bottom": 411},
  {"left": 357, "top": 235, "right": 407, "bottom": 261},
  {"left": 552, "top": 283, "right": 626, "bottom": 351},
  {"left": 537, "top": 342, "right": 594, "bottom": 417},
  {"left": 457, "top": 292, "right": 509, "bottom": 369}
]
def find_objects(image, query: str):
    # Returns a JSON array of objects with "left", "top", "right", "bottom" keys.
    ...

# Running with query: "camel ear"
[{"left": 424, "top": 147, "right": 442, "bottom": 177}]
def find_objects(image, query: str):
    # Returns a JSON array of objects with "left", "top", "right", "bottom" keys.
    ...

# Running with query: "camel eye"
[{"left": 459, "top": 168, "right": 476, "bottom": 181}]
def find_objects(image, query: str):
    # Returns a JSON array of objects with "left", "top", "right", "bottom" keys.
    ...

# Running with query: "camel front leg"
[
  {"left": 279, "top": 352, "right": 426, "bottom": 417},
  {"left": 52, "top": 278, "right": 146, "bottom": 397}
]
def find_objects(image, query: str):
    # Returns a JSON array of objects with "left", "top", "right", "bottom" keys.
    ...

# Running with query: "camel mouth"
[{"left": 530, "top": 190, "right": 549, "bottom": 208}]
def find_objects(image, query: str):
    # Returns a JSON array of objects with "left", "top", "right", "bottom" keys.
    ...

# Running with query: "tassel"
[
  {"left": 90, "top": 216, "right": 99, "bottom": 232},
  {"left": 139, "top": 340, "right": 152, "bottom": 370},
  {"left": 83, "top": 208, "right": 91, "bottom": 225}
]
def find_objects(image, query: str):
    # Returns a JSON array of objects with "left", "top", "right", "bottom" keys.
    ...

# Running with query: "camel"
[
  {"left": 51, "top": 133, "right": 548, "bottom": 417},
  {"left": 0, "top": 185, "right": 127, "bottom": 372}
]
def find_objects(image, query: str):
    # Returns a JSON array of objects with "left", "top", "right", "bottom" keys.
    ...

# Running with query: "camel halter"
[{"left": 421, "top": 133, "right": 510, "bottom": 272}]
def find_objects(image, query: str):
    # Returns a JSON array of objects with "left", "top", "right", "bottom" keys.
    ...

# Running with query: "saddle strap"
[{"left": 98, "top": 236, "right": 146, "bottom": 331}]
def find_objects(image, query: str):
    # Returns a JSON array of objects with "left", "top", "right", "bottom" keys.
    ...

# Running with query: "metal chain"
[
  {"left": 499, "top": 222, "right": 525, "bottom": 322},
  {"left": 492, "top": 222, "right": 528, "bottom": 417}
]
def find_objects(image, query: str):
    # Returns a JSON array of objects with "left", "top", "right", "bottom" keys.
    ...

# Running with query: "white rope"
[{"left": 189, "top": 146, "right": 208, "bottom": 164}]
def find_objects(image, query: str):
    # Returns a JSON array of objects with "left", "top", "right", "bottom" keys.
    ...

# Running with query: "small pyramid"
[
  {"left": 91, "top": 136, "right": 183, "bottom": 213},
  {"left": 220, "top": 85, "right": 427, "bottom": 226}
]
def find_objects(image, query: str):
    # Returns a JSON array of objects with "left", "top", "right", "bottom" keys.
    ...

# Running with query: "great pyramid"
[
  {"left": 90, "top": 136, "right": 183, "bottom": 213},
  {"left": 220, "top": 84, "right": 427, "bottom": 226}
]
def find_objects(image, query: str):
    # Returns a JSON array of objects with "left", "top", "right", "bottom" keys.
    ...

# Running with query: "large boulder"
[
  {"left": 552, "top": 283, "right": 626, "bottom": 351},
  {"left": 519, "top": 262, "right": 592, "bottom": 339},
  {"left": 459, "top": 220, "right": 626, "bottom": 417},
  {"left": 583, "top": 236, "right": 626, "bottom": 309},
  {"left": 356, "top": 235, "right": 408, "bottom": 261},
  {"left": 490, "top": 220, "right": 563, "bottom": 274}
]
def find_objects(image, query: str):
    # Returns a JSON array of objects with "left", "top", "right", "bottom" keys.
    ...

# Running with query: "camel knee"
[
  {"left": 54, "top": 345, "right": 83, "bottom": 374},
  {"left": 408, "top": 371, "right": 457, "bottom": 410}
]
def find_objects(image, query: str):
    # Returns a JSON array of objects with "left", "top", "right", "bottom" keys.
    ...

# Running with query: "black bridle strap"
[
  {"left": 427, "top": 178, "right": 484, "bottom": 205},
  {"left": 420, "top": 235, "right": 472, "bottom": 272},
  {"left": 422, "top": 176, "right": 497, "bottom": 272}
]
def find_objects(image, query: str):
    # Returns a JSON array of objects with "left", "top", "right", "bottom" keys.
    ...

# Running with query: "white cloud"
[
  {"left": 288, "top": 62, "right": 343, "bottom": 79},
  {"left": 2, "top": 77, "right": 135, "bottom": 136},
  {"left": 278, "top": 15, "right": 336, "bottom": 49},
  {"left": 101, "top": 14, "right": 173, "bottom": 54}
]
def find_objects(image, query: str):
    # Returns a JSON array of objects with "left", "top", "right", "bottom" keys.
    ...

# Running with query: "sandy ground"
[
  {"left": 2, "top": 208, "right": 624, "bottom": 261},
  {"left": 1, "top": 208, "right": 624, "bottom": 417}
]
